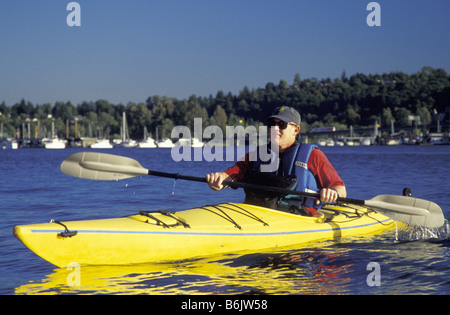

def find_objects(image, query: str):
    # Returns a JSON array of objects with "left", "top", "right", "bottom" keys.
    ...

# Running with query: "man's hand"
[
  {"left": 317, "top": 186, "right": 346, "bottom": 204},
  {"left": 206, "top": 172, "right": 229, "bottom": 191}
]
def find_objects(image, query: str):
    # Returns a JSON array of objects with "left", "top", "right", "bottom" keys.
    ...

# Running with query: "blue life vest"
[{"left": 252, "top": 143, "right": 321, "bottom": 214}]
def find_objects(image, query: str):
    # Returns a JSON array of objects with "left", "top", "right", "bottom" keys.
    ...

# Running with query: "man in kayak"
[{"left": 206, "top": 106, "right": 346, "bottom": 216}]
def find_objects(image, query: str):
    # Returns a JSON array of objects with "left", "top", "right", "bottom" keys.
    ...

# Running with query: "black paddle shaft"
[{"left": 147, "top": 170, "right": 364, "bottom": 206}]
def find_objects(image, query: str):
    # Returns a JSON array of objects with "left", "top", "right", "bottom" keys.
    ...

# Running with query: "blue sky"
[{"left": 1, "top": 0, "right": 449, "bottom": 105}]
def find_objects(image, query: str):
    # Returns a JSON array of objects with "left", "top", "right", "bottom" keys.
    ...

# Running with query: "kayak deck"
[{"left": 14, "top": 203, "right": 394, "bottom": 267}]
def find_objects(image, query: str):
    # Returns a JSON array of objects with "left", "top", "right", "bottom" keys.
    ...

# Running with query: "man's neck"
[{"left": 278, "top": 140, "right": 298, "bottom": 154}]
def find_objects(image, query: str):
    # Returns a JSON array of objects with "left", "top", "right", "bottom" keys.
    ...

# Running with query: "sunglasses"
[{"left": 267, "top": 119, "right": 296, "bottom": 130}]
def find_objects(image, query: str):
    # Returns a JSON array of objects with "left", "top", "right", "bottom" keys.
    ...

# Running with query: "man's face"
[{"left": 269, "top": 118, "right": 300, "bottom": 151}]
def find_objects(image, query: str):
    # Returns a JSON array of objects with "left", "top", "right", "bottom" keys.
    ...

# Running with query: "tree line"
[{"left": 1, "top": 66, "right": 449, "bottom": 140}]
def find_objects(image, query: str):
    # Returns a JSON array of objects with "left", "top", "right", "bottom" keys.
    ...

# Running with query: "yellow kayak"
[{"left": 14, "top": 203, "right": 394, "bottom": 268}]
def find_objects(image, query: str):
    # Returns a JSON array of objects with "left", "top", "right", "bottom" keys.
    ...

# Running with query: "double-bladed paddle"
[{"left": 60, "top": 152, "right": 445, "bottom": 228}]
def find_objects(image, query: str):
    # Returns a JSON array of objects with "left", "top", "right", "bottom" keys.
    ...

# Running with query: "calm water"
[{"left": 1, "top": 145, "right": 449, "bottom": 295}]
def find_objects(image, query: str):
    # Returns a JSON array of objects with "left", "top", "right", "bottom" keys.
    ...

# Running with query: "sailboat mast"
[{"left": 122, "top": 112, "right": 126, "bottom": 142}]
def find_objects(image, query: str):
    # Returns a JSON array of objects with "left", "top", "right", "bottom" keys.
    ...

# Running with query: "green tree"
[
  {"left": 381, "top": 107, "right": 395, "bottom": 127},
  {"left": 416, "top": 106, "right": 431, "bottom": 126},
  {"left": 395, "top": 107, "right": 412, "bottom": 126},
  {"left": 212, "top": 105, "right": 228, "bottom": 131},
  {"left": 53, "top": 101, "right": 76, "bottom": 121},
  {"left": 11, "top": 99, "right": 34, "bottom": 119},
  {"left": 279, "top": 79, "right": 289, "bottom": 90},
  {"left": 344, "top": 107, "right": 360, "bottom": 125},
  {"left": 95, "top": 100, "right": 114, "bottom": 115},
  {"left": 293, "top": 73, "right": 301, "bottom": 90},
  {"left": 128, "top": 102, "right": 152, "bottom": 139},
  {"left": 182, "top": 98, "right": 208, "bottom": 132}
]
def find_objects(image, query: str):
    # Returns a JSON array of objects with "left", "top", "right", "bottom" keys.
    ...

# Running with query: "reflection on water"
[{"left": 16, "top": 243, "right": 357, "bottom": 295}]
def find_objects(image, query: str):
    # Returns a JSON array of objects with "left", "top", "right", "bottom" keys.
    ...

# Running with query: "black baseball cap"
[{"left": 267, "top": 106, "right": 301, "bottom": 125}]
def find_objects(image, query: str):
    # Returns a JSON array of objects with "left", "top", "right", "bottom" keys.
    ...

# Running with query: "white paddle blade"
[
  {"left": 60, "top": 152, "right": 148, "bottom": 181},
  {"left": 365, "top": 195, "right": 445, "bottom": 228}
]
